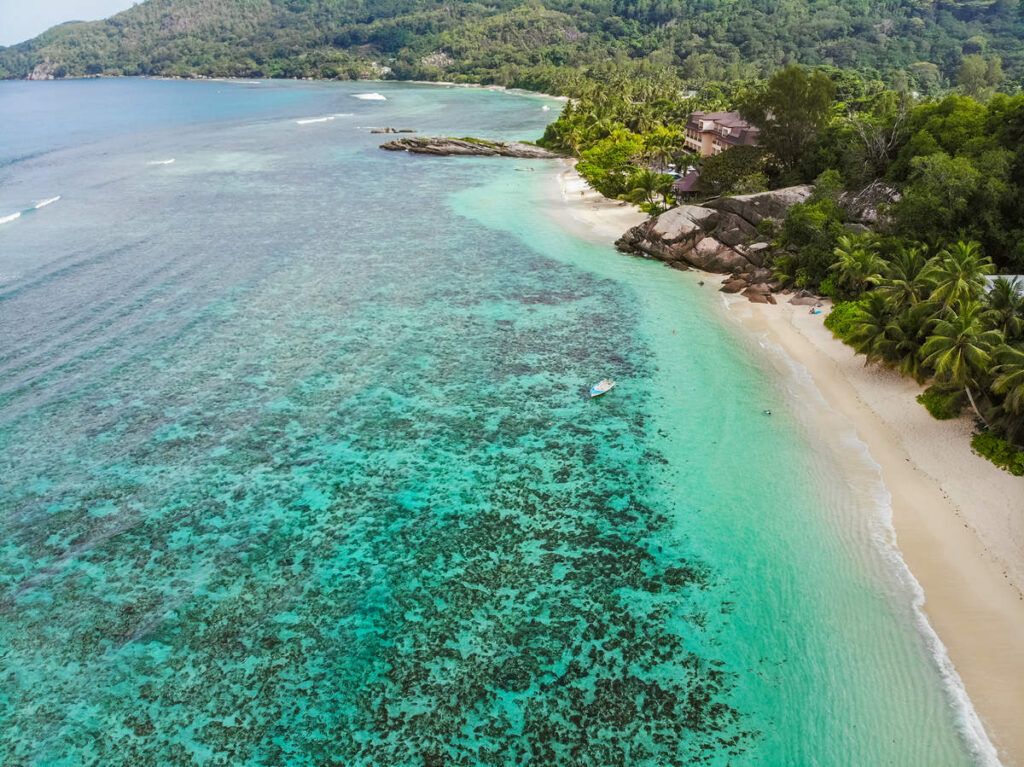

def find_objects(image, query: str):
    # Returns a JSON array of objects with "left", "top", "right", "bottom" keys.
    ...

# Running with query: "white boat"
[{"left": 590, "top": 379, "right": 616, "bottom": 398}]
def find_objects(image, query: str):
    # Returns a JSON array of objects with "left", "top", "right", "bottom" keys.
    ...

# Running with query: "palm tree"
[
  {"left": 885, "top": 303, "right": 932, "bottom": 383},
  {"left": 877, "top": 245, "right": 931, "bottom": 313},
  {"left": 830, "top": 236, "right": 886, "bottom": 297},
  {"left": 922, "top": 240, "right": 995, "bottom": 316},
  {"left": 921, "top": 301, "right": 1003, "bottom": 422},
  {"left": 983, "top": 277, "right": 1024, "bottom": 341},
  {"left": 991, "top": 343, "right": 1024, "bottom": 415},
  {"left": 847, "top": 292, "right": 894, "bottom": 365},
  {"left": 618, "top": 169, "right": 674, "bottom": 211},
  {"left": 643, "top": 129, "right": 682, "bottom": 172}
]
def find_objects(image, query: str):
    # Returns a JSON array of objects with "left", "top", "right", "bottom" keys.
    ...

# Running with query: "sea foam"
[{"left": 295, "top": 113, "right": 354, "bottom": 125}]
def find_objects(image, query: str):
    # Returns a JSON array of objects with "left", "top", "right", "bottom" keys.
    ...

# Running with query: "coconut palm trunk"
[{"left": 964, "top": 384, "right": 988, "bottom": 426}]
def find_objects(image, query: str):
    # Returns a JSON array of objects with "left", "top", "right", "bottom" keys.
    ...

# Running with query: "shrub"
[
  {"left": 971, "top": 431, "right": 1024, "bottom": 476},
  {"left": 818, "top": 276, "right": 839, "bottom": 298},
  {"left": 756, "top": 218, "right": 778, "bottom": 239},
  {"left": 824, "top": 300, "right": 862, "bottom": 340},
  {"left": 916, "top": 385, "right": 964, "bottom": 420},
  {"left": 777, "top": 196, "right": 846, "bottom": 289}
]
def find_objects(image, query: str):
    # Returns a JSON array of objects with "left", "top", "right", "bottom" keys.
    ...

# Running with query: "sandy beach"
[
  {"left": 555, "top": 164, "right": 1024, "bottom": 765},
  {"left": 556, "top": 162, "right": 649, "bottom": 240}
]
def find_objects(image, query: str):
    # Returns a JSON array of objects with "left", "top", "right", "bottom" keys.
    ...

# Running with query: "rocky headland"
[
  {"left": 615, "top": 185, "right": 816, "bottom": 303},
  {"left": 381, "top": 136, "right": 565, "bottom": 158}
]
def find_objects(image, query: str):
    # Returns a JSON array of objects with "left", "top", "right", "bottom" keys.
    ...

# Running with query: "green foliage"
[
  {"left": 453, "top": 137, "right": 498, "bottom": 148},
  {"left": 618, "top": 168, "right": 676, "bottom": 214},
  {"left": 819, "top": 236, "right": 1022, "bottom": 443},
  {"left": 824, "top": 300, "right": 863, "bottom": 340},
  {"left": 576, "top": 129, "right": 646, "bottom": 198},
  {"left": 698, "top": 146, "right": 767, "bottom": 197},
  {"left": 3, "top": 0, "right": 1024, "bottom": 89},
  {"left": 957, "top": 54, "right": 1005, "bottom": 98},
  {"left": 741, "top": 66, "right": 836, "bottom": 178},
  {"left": 917, "top": 385, "right": 965, "bottom": 419},
  {"left": 817, "top": 276, "right": 839, "bottom": 299},
  {"left": 778, "top": 195, "right": 846, "bottom": 290},
  {"left": 830, "top": 234, "right": 886, "bottom": 298},
  {"left": 971, "top": 431, "right": 1024, "bottom": 475},
  {"left": 887, "top": 94, "right": 1024, "bottom": 272}
]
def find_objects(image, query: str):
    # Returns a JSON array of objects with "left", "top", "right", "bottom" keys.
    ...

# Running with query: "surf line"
[
  {"left": 1, "top": 195, "right": 60, "bottom": 225},
  {"left": 295, "top": 113, "right": 354, "bottom": 125}
]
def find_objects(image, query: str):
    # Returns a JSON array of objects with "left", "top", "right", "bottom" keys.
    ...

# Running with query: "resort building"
[{"left": 683, "top": 111, "right": 759, "bottom": 157}]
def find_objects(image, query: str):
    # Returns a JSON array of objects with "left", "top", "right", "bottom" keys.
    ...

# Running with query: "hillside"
[{"left": 0, "top": 0, "right": 1022, "bottom": 92}]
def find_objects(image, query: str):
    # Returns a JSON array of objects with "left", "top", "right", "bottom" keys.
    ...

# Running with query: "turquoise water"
[{"left": 0, "top": 80, "right": 988, "bottom": 765}]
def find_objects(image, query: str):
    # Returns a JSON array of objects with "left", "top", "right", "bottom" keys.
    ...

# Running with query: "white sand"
[
  {"left": 555, "top": 162, "right": 648, "bottom": 240},
  {"left": 553, "top": 164, "right": 1024, "bottom": 765}
]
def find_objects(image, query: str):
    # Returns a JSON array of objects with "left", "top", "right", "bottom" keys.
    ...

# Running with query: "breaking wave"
[
  {"left": 147, "top": 159, "right": 175, "bottom": 166},
  {"left": 0, "top": 195, "right": 60, "bottom": 225},
  {"left": 352, "top": 93, "right": 387, "bottom": 101},
  {"left": 295, "top": 113, "right": 355, "bottom": 125}
]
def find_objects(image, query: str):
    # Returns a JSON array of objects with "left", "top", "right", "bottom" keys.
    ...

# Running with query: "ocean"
[{"left": 0, "top": 79, "right": 992, "bottom": 765}]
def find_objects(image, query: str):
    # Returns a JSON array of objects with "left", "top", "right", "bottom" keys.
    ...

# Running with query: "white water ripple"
[
  {"left": 753, "top": 330, "right": 1002, "bottom": 767},
  {"left": 295, "top": 113, "right": 354, "bottom": 125}
]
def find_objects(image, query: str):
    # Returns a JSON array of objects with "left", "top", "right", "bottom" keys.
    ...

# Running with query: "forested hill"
[{"left": 0, "top": 0, "right": 1022, "bottom": 91}]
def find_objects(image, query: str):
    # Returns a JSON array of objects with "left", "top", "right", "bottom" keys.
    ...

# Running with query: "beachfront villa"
[{"left": 683, "top": 111, "right": 759, "bottom": 157}]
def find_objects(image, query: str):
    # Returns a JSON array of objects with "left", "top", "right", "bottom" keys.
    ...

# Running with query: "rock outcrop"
[
  {"left": 615, "top": 185, "right": 814, "bottom": 302},
  {"left": 616, "top": 185, "right": 811, "bottom": 271},
  {"left": 27, "top": 61, "right": 57, "bottom": 80},
  {"left": 380, "top": 137, "right": 565, "bottom": 158}
]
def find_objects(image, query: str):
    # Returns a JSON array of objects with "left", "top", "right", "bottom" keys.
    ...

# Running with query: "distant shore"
[{"left": 554, "top": 163, "right": 1024, "bottom": 766}]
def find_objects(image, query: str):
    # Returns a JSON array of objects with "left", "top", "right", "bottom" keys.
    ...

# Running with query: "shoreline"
[
  {"left": 728, "top": 299, "right": 1024, "bottom": 766},
  {"left": 553, "top": 164, "right": 1024, "bottom": 765},
  {"left": 554, "top": 161, "right": 649, "bottom": 240},
  {"left": 11, "top": 75, "right": 570, "bottom": 104}
]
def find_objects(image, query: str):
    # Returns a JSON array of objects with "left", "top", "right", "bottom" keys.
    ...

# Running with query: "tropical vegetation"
[
  {"left": 825, "top": 239, "right": 1024, "bottom": 461},
  {"left": 2, "top": 0, "right": 1024, "bottom": 91}
]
